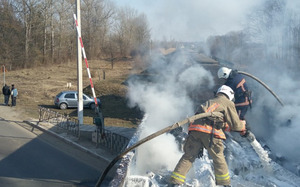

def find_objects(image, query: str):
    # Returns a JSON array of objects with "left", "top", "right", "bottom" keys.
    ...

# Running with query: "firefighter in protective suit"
[
  {"left": 169, "top": 85, "right": 246, "bottom": 187},
  {"left": 217, "top": 67, "right": 252, "bottom": 137},
  {"left": 217, "top": 67, "right": 251, "bottom": 120}
]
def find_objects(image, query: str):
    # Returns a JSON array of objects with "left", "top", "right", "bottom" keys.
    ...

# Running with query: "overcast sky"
[{"left": 111, "top": 0, "right": 263, "bottom": 42}]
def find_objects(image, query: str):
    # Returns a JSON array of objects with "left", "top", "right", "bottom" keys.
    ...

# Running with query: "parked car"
[{"left": 54, "top": 91, "right": 101, "bottom": 110}]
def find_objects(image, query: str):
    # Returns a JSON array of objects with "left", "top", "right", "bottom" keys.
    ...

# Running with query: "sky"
[{"left": 111, "top": 0, "right": 263, "bottom": 41}]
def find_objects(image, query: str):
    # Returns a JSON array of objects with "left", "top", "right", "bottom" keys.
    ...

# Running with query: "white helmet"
[
  {"left": 217, "top": 67, "right": 232, "bottom": 79},
  {"left": 217, "top": 85, "right": 234, "bottom": 101}
]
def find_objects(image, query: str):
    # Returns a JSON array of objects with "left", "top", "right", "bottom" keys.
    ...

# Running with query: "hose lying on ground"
[
  {"left": 237, "top": 71, "right": 284, "bottom": 107},
  {"left": 95, "top": 111, "right": 223, "bottom": 187}
]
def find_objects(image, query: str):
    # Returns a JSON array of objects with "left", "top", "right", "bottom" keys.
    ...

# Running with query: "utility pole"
[{"left": 76, "top": 0, "right": 83, "bottom": 125}]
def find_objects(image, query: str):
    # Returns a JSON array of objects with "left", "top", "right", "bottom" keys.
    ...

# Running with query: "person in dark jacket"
[
  {"left": 2, "top": 84, "right": 11, "bottom": 106},
  {"left": 169, "top": 85, "right": 246, "bottom": 187},
  {"left": 217, "top": 67, "right": 252, "bottom": 137},
  {"left": 217, "top": 67, "right": 252, "bottom": 120}
]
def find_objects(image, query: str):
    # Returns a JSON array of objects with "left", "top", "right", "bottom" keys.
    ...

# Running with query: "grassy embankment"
[{"left": 1, "top": 59, "right": 143, "bottom": 128}]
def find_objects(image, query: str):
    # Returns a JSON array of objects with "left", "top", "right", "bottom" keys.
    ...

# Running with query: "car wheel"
[
  {"left": 60, "top": 103, "right": 68, "bottom": 110},
  {"left": 89, "top": 103, "right": 95, "bottom": 110}
]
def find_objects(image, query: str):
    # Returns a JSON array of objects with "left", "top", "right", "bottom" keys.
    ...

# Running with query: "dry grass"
[{"left": 2, "top": 59, "right": 143, "bottom": 128}]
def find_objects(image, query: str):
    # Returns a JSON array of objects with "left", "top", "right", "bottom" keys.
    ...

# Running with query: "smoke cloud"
[
  {"left": 119, "top": 0, "right": 300, "bottom": 176},
  {"left": 126, "top": 51, "right": 215, "bottom": 175},
  {"left": 240, "top": 0, "right": 300, "bottom": 174}
]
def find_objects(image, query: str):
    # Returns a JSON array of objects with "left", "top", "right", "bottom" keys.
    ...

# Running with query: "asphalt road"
[{"left": 0, "top": 117, "right": 112, "bottom": 187}]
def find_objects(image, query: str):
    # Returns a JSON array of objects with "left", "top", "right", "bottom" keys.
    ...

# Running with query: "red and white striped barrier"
[{"left": 73, "top": 14, "right": 99, "bottom": 108}]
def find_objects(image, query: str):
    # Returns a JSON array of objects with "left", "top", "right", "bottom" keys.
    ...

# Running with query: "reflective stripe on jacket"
[
  {"left": 189, "top": 99, "right": 226, "bottom": 139},
  {"left": 189, "top": 124, "right": 226, "bottom": 139},
  {"left": 190, "top": 94, "right": 245, "bottom": 138}
]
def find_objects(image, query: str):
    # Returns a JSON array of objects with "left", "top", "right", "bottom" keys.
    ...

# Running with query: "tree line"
[
  {"left": 0, "top": 0, "right": 151, "bottom": 69},
  {"left": 206, "top": 0, "right": 300, "bottom": 73},
  {"left": 2, "top": 0, "right": 299, "bottom": 74}
]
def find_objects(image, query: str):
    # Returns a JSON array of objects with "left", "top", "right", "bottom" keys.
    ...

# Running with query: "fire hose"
[
  {"left": 237, "top": 71, "right": 284, "bottom": 107},
  {"left": 237, "top": 70, "right": 283, "bottom": 168},
  {"left": 95, "top": 111, "right": 223, "bottom": 187},
  {"left": 95, "top": 71, "right": 284, "bottom": 186}
]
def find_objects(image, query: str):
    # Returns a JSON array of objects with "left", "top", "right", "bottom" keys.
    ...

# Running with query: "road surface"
[{"left": 0, "top": 106, "right": 114, "bottom": 187}]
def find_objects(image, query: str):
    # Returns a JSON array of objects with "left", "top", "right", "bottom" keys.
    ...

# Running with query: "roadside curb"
[{"left": 23, "top": 120, "right": 111, "bottom": 162}]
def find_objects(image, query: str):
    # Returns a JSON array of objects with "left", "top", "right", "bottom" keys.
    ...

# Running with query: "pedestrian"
[
  {"left": 217, "top": 67, "right": 252, "bottom": 136},
  {"left": 11, "top": 84, "right": 18, "bottom": 107},
  {"left": 2, "top": 84, "right": 11, "bottom": 106},
  {"left": 169, "top": 85, "right": 246, "bottom": 187}
]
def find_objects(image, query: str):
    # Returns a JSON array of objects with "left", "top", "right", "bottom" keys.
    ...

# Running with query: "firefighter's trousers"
[{"left": 170, "top": 131, "right": 230, "bottom": 186}]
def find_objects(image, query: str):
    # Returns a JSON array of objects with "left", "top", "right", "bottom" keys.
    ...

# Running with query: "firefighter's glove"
[
  {"left": 239, "top": 120, "right": 248, "bottom": 137},
  {"left": 197, "top": 147, "right": 203, "bottom": 158},
  {"left": 240, "top": 129, "right": 255, "bottom": 142},
  {"left": 239, "top": 120, "right": 246, "bottom": 133},
  {"left": 240, "top": 129, "right": 249, "bottom": 137}
]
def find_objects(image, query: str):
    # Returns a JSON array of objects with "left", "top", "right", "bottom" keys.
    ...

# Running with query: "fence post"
[
  {"left": 38, "top": 107, "right": 42, "bottom": 122},
  {"left": 77, "top": 119, "right": 80, "bottom": 140},
  {"left": 66, "top": 115, "right": 70, "bottom": 133}
]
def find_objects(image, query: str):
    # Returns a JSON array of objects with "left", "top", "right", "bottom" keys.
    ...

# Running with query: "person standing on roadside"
[
  {"left": 11, "top": 84, "right": 18, "bottom": 107},
  {"left": 2, "top": 84, "right": 11, "bottom": 106}
]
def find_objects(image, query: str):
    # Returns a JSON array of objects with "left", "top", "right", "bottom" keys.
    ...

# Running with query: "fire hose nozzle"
[{"left": 246, "top": 131, "right": 256, "bottom": 142}]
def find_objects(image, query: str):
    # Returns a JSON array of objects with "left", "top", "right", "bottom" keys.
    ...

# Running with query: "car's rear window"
[{"left": 57, "top": 92, "right": 64, "bottom": 97}]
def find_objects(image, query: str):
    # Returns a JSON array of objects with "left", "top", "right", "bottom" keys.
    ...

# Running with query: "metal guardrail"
[
  {"left": 38, "top": 107, "right": 130, "bottom": 153},
  {"left": 38, "top": 107, "right": 80, "bottom": 138},
  {"left": 95, "top": 128, "right": 130, "bottom": 153}
]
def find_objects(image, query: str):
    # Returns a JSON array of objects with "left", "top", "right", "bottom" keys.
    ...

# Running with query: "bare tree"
[
  {"left": 14, "top": 0, "right": 46, "bottom": 68},
  {"left": 81, "top": 0, "right": 115, "bottom": 59},
  {"left": 0, "top": 0, "right": 151, "bottom": 69},
  {"left": 55, "top": 0, "right": 74, "bottom": 63},
  {"left": 112, "top": 6, "right": 150, "bottom": 58},
  {"left": 207, "top": 0, "right": 300, "bottom": 73},
  {"left": 0, "top": 0, "right": 23, "bottom": 68}
]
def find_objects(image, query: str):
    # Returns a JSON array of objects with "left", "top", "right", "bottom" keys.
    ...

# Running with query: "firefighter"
[
  {"left": 169, "top": 85, "right": 246, "bottom": 187},
  {"left": 217, "top": 67, "right": 252, "bottom": 121},
  {"left": 217, "top": 67, "right": 252, "bottom": 137}
]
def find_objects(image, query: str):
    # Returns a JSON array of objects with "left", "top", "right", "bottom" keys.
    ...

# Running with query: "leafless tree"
[
  {"left": 207, "top": 0, "right": 300, "bottom": 72},
  {"left": 0, "top": 0, "right": 151, "bottom": 69},
  {"left": 81, "top": 0, "right": 115, "bottom": 59},
  {"left": 0, "top": 0, "right": 23, "bottom": 68},
  {"left": 14, "top": 0, "right": 43, "bottom": 68},
  {"left": 55, "top": 0, "right": 74, "bottom": 63},
  {"left": 112, "top": 6, "right": 150, "bottom": 58}
]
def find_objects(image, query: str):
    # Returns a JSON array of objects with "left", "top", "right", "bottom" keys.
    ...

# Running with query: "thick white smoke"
[
  {"left": 247, "top": 74, "right": 300, "bottom": 174},
  {"left": 242, "top": 0, "right": 300, "bottom": 175},
  {"left": 126, "top": 51, "right": 215, "bottom": 175},
  {"left": 116, "top": 0, "right": 300, "bottom": 179}
]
